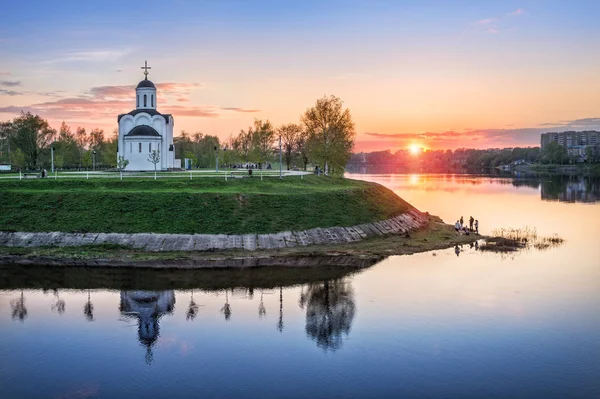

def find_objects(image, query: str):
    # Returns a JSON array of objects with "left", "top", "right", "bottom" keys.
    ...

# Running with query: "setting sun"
[{"left": 408, "top": 144, "right": 422, "bottom": 155}]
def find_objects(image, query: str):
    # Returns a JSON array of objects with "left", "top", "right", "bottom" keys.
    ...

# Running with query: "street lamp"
[
  {"left": 51, "top": 144, "right": 55, "bottom": 173},
  {"left": 92, "top": 150, "right": 96, "bottom": 171},
  {"left": 214, "top": 146, "right": 219, "bottom": 173}
]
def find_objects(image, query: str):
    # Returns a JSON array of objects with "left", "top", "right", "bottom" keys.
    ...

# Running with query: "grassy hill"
[{"left": 0, "top": 176, "right": 413, "bottom": 234}]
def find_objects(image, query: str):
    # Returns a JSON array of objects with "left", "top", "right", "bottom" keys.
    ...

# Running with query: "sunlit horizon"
[{"left": 1, "top": 1, "right": 599, "bottom": 151}]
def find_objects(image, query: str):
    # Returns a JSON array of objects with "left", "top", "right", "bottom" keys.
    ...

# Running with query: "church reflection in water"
[
  {"left": 4, "top": 261, "right": 361, "bottom": 358},
  {"left": 119, "top": 291, "right": 176, "bottom": 364}
]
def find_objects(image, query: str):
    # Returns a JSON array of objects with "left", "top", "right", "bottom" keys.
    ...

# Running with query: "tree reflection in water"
[
  {"left": 301, "top": 279, "right": 356, "bottom": 351},
  {"left": 10, "top": 290, "right": 27, "bottom": 322},
  {"left": 186, "top": 290, "right": 200, "bottom": 321},
  {"left": 221, "top": 290, "right": 231, "bottom": 321},
  {"left": 51, "top": 289, "right": 65, "bottom": 315},
  {"left": 84, "top": 290, "right": 94, "bottom": 321},
  {"left": 258, "top": 290, "right": 266, "bottom": 319},
  {"left": 276, "top": 287, "right": 284, "bottom": 332}
]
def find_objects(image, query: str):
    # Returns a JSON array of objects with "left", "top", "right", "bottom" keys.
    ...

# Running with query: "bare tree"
[
  {"left": 148, "top": 149, "right": 160, "bottom": 180},
  {"left": 117, "top": 156, "right": 129, "bottom": 180}
]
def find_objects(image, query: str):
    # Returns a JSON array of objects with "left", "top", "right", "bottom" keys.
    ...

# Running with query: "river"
[{"left": 1, "top": 173, "right": 599, "bottom": 398}]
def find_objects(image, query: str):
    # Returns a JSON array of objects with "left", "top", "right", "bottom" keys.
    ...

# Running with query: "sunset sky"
[{"left": 1, "top": 0, "right": 599, "bottom": 151}]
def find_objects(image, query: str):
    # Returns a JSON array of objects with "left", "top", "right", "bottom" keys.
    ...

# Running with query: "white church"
[{"left": 117, "top": 62, "right": 181, "bottom": 171}]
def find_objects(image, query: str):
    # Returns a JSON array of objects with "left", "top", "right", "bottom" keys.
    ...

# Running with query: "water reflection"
[
  {"left": 120, "top": 290, "right": 176, "bottom": 364},
  {"left": 10, "top": 290, "right": 27, "bottom": 322},
  {"left": 349, "top": 172, "right": 600, "bottom": 204},
  {"left": 540, "top": 175, "right": 600, "bottom": 203},
  {"left": 84, "top": 289, "right": 94, "bottom": 321},
  {"left": 301, "top": 279, "right": 356, "bottom": 351}
]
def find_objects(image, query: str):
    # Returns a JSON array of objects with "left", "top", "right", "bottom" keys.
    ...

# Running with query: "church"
[{"left": 117, "top": 62, "right": 180, "bottom": 171}]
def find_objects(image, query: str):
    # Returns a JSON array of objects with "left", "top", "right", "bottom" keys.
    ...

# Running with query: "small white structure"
[{"left": 117, "top": 61, "right": 180, "bottom": 171}]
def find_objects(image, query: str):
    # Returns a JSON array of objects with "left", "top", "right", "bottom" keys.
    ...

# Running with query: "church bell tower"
[{"left": 136, "top": 60, "right": 157, "bottom": 110}]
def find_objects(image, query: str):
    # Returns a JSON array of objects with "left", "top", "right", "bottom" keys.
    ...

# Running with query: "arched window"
[
  {"left": 137, "top": 95, "right": 139, "bottom": 107},
  {"left": 151, "top": 95, "right": 154, "bottom": 107},
  {"left": 143, "top": 94, "right": 147, "bottom": 107}
]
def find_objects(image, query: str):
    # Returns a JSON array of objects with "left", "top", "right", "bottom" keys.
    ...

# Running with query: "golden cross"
[{"left": 141, "top": 60, "right": 151, "bottom": 78}]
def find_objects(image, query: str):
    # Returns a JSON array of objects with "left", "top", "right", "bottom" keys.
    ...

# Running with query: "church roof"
[
  {"left": 136, "top": 78, "right": 156, "bottom": 89},
  {"left": 118, "top": 109, "right": 171, "bottom": 123},
  {"left": 124, "top": 125, "right": 161, "bottom": 137}
]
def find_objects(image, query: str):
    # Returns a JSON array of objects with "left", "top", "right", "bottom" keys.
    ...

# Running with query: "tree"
[
  {"left": 540, "top": 142, "right": 568, "bottom": 164},
  {"left": 148, "top": 149, "right": 161, "bottom": 179},
  {"left": 302, "top": 95, "right": 355, "bottom": 175},
  {"left": 89, "top": 128, "right": 105, "bottom": 150},
  {"left": 58, "top": 121, "right": 74, "bottom": 142},
  {"left": 278, "top": 123, "right": 303, "bottom": 170},
  {"left": 296, "top": 130, "right": 311, "bottom": 171},
  {"left": 82, "top": 151, "right": 92, "bottom": 170},
  {"left": 8, "top": 112, "right": 56, "bottom": 169},
  {"left": 117, "top": 155, "right": 129, "bottom": 180},
  {"left": 10, "top": 148, "right": 26, "bottom": 170},
  {"left": 75, "top": 127, "right": 88, "bottom": 169},
  {"left": 54, "top": 154, "right": 64, "bottom": 170},
  {"left": 250, "top": 119, "right": 275, "bottom": 179}
]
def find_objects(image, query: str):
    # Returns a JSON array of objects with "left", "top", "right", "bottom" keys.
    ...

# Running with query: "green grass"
[{"left": 0, "top": 175, "right": 412, "bottom": 234}]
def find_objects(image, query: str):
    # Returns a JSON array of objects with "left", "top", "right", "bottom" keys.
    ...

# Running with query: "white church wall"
[
  {"left": 123, "top": 137, "right": 163, "bottom": 171},
  {"left": 135, "top": 114, "right": 151, "bottom": 126}
]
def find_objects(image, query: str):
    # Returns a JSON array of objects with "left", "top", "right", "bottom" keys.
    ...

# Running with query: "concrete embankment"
[{"left": 0, "top": 209, "right": 429, "bottom": 252}]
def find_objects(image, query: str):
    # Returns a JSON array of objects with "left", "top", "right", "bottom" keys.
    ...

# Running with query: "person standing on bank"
[
  {"left": 460, "top": 216, "right": 464, "bottom": 228},
  {"left": 475, "top": 220, "right": 479, "bottom": 234},
  {"left": 455, "top": 220, "right": 461, "bottom": 234},
  {"left": 469, "top": 216, "right": 474, "bottom": 230}
]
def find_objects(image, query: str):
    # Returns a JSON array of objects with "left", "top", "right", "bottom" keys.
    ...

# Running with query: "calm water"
[{"left": 1, "top": 174, "right": 599, "bottom": 399}]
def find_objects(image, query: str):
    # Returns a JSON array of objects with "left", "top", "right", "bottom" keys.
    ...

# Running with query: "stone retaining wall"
[{"left": 0, "top": 209, "right": 429, "bottom": 252}]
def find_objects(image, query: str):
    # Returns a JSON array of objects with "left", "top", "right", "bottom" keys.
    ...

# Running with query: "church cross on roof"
[{"left": 141, "top": 60, "right": 151, "bottom": 79}]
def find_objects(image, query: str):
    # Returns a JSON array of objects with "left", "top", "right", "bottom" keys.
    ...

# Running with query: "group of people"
[{"left": 454, "top": 216, "right": 479, "bottom": 235}]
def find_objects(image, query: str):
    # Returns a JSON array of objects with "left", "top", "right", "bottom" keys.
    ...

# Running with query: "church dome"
[
  {"left": 125, "top": 125, "right": 161, "bottom": 137},
  {"left": 136, "top": 79, "right": 156, "bottom": 89}
]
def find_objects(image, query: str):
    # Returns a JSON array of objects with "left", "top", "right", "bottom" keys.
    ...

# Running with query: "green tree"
[
  {"left": 8, "top": 112, "right": 56, "bottom": 169},
  {"left": 82, "top": 151, "right": 92, "bottom": 170},
  {"left": 540, "top": 142, "right": 568, "bottom": 164},
  {"left": 302, "top": 95, "right": 355, "bottom": 175},
  {"left": 278, "top": 123, "right": 303, "bottom": 170},
  {"left": 11, "top": 148, "right": 26, "bottom": 170},
  {"left": 89, "top": 128, "right": 105, "bottom": 150},
  {"left": 75, "top": 127, "right": 88, "bottom": 169},
  {"left": 54, "top": 154, "right": 64, "bottom": 170},
  {"left": 250, "top": 119, "right": 275, "bottom": 179}
]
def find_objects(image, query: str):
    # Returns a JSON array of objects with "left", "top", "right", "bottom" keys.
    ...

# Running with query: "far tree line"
[
  {"left": 348, "top": 142, "right": 600, "bottom": 173},
  {"left": 0, "top": 95, "right": 356, "bottom": 175}
]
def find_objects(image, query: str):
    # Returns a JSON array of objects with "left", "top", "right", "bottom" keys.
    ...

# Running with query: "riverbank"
[
  {"left": 0, "top": 176, "right": 412, "bottom": 234},
  {"left": 0, "top": 219, "right": 480, "bottom": 268}
]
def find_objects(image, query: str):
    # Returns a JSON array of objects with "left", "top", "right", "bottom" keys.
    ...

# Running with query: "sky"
[{"left": 1, "top": 0, "right": 599, "bottom": 151}]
